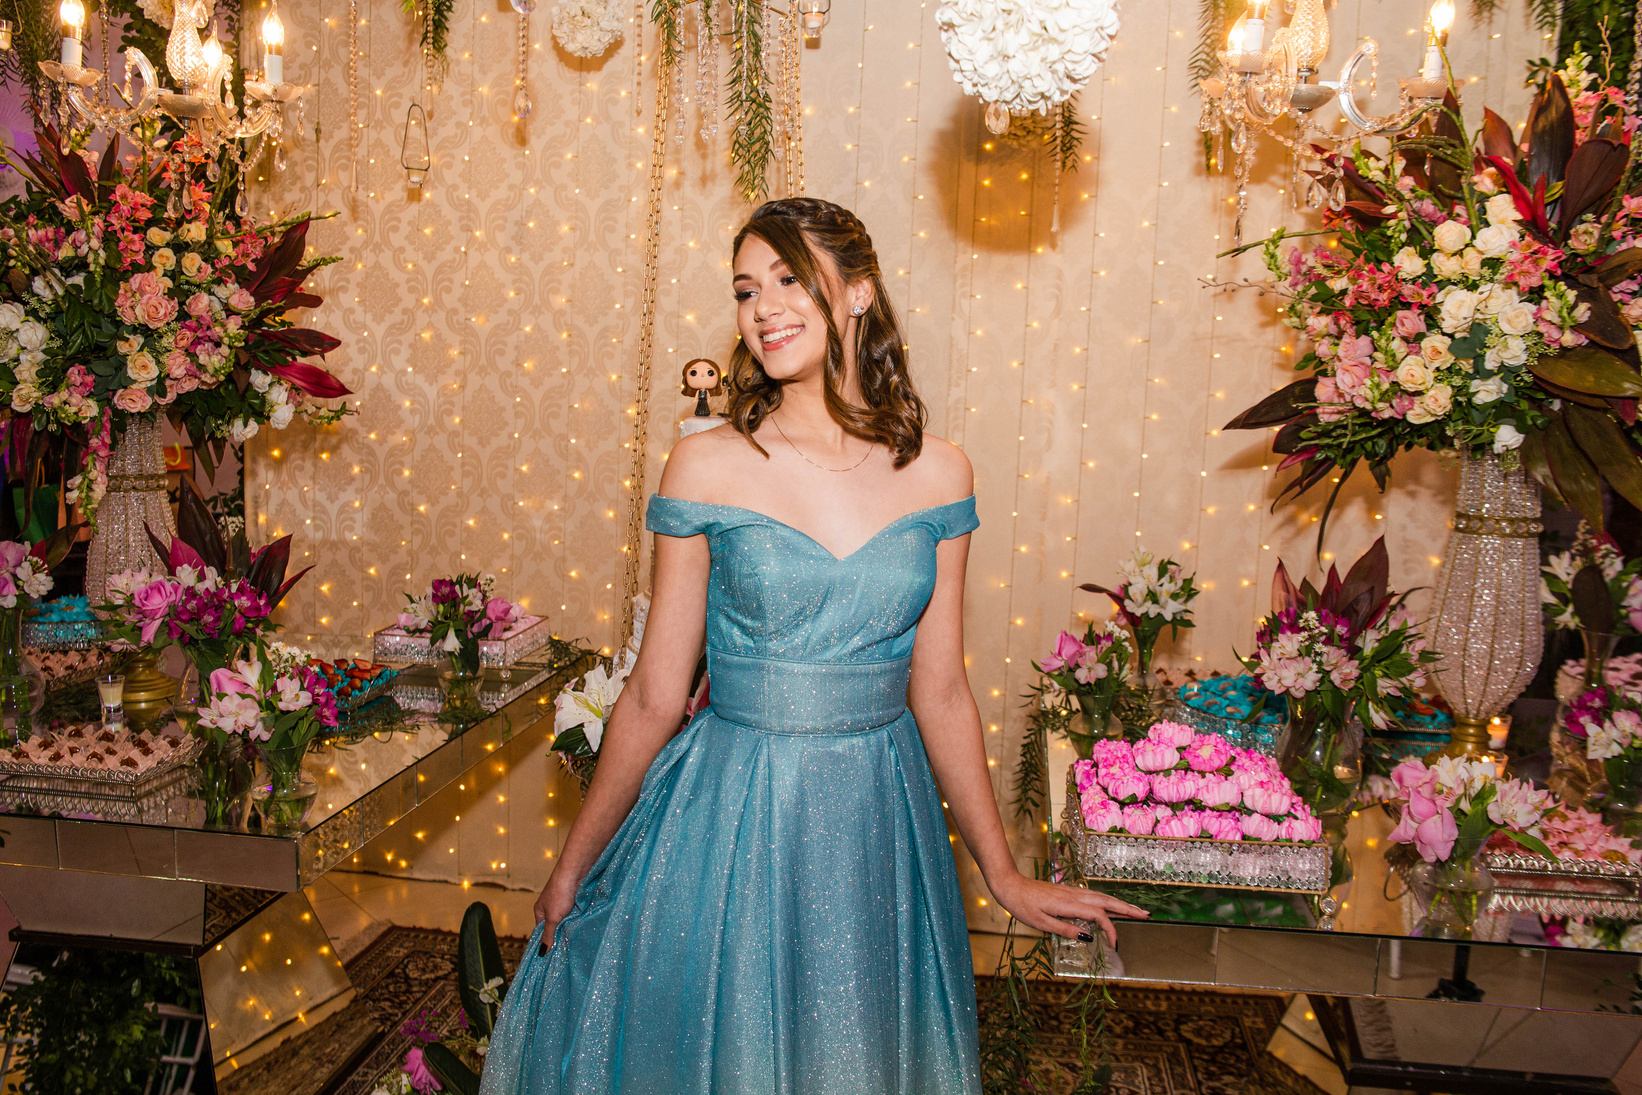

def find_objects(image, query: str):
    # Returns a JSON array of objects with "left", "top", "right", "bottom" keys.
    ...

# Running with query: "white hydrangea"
[
  {"left": 551, "top": 0, "right": 624, "bottom": 58},
  {"left": 936, "top": 0, "right": 1121, "bottom": 117}
]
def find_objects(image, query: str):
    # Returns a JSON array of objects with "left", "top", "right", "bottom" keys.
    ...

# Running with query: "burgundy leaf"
[
  {"left": 1479, "top": 108, "right": 1519, "bottom": 164},
  {"left": 1524, "top": 74, "right": 1575, "bottom": 193},
  {"left": 260, "top": 327, "right": 343, "bottom": 357},
  {"left": 261, "top": 358, "right": 352, "bottom": 398},
  {"left": 1558, "top": 138, "right": 1629, "bottom": 238}
]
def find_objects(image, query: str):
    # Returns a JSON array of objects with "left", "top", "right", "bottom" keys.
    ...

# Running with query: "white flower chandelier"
[
  {"left": 936, "top": 0, "right": 1121, "bottom": 134},
  {"left": 551, "top": 0, "right": 624, "bottom": 59}
]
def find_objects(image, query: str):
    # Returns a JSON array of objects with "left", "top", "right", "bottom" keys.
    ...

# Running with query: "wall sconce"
[
  {"left": 798, "top": 0, "right": 829, "bottom": 42},
  {"left": 401, "top": 102, "right": 430, "bottom": 190}
]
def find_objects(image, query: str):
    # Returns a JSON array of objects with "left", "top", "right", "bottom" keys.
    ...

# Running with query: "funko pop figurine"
[{"left": 682, "top": 358, "right": 723, "bottom": 417}]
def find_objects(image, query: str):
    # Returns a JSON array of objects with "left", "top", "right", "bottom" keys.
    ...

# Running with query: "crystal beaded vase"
[
  {"left": 85, "top": 415, "right": 175, "bottom": 604},
  {"left": 1426, "top": 450, "right": 1543, "bottom": 755}
]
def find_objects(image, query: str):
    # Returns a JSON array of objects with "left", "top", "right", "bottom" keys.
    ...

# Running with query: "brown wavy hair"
[{"left": 727, "top": 197, "right": 926, "bottom": 467}]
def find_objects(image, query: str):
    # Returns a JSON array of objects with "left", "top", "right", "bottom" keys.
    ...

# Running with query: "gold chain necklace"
[{"left": 770, "top": 416, "right": 873, "bottom": 473}]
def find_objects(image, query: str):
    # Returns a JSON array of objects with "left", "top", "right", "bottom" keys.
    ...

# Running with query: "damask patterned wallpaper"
[{"left": 251, "top": 0, "right": 1542, "bottom": 921}]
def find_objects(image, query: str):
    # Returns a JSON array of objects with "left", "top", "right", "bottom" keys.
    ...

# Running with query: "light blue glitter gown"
[{"left": 478, "top": 492, "right": 983, "bottom": 1095}]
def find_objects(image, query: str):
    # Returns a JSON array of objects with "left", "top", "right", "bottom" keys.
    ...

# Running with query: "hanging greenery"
[
  {"left": 401, "top": 0, "right": 456, "bottom": 82},
  {"left": 727, "top": 0, "right": 773, "bottom": 203},
  {"left": 0, "top": 0, "right": 62, "bottom": 114}
]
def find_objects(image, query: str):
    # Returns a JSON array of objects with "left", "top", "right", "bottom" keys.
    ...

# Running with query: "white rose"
[
  {"left": 179, "top": 251, "right": 206, "bottom": 279},
  {"left": 1497, "top": 301, "right": 1537, "bottom": 335},
  {"left": 1433, "top": 220, "right": 1471, "bottom": 253},
  {"left": 180, "top": 221, "right": 206, "bottom": 244},
  {"left": 1474, "top": 224, "right": 1517, "bottom": 258},
  {"left": 1406, "top": 403, "right": 1437, "bottom": 424},
  {"left": 1432, "top": 252, "right": 1467, "bottom": 280},
  {"left": 1420, "top": 383, "right": 1454, "bottom": 417},
  {"left": 1497, "top": 335, "right": 1528, "bottom": 365},
  {"left": 1393, "top": 246, "right": 1427, "bottom": 279},
  {"left": 13, "top": 360, "right": 36, "bottom": 384},
  {"left": 126, "top": 351, "right": 159, "bottom": 383},
  {"left": 270, "top": 402, "right": 295, "bottom": 430},
  {"left": 1395, "top": 358, "right": 1433, "bottom": 391},
  {"left": 1462, "top": 248, "right": 1485, "bottom": 278},
  {"left": 1420, "top": 334, "right": 1455, "bottom": 367},
  {"left": 228, "top": 417, "right": 259, "bottom": 444},
  {"left": 1485, "top": 193, "right": 1521, "bottom": 225},
  {"left": 14, "top": 321, "right": 46, "bottom": 351},
  {"left": 145, "top": 227, "right": 171, "bottom": 246},
  {"left": 0, "top": 303, "right": 24, "bottom": 330},
  {"left": 1477, "top": 284, "right": 1520, "bottom": 317},
  {"left": 10, "top": 385, "right": 37, "bottom": 412},
  {"left": 1470, "top": 376, "right": 1508, "bottom": 403},
  {"left": 1494, "top": 422, "right": 1525, "bottom": 452},
  {"left": 29, "top": 275, "right": 57, "bottom": 301},
  {"left": 250, "top": 369, "right": 272, "bottom": 393},
  {"left": 1438, "top": 289, "right": 1479, "bottom": 333}
]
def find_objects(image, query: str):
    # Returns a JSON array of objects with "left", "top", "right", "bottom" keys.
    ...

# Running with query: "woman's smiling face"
[{"left": 732, "top": 232, "right": 859, "bottom": 384}]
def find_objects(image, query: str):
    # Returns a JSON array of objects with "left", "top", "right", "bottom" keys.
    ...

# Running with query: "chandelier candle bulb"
[
  {"left": 1240, "top": 0, "right": 1268, "bottom": 54},
  {"left": 58, "top": 0, "right": 83, "bottom": 69},
  {"left": 263, "top": 2, "right": 284, "bottom": 86}
]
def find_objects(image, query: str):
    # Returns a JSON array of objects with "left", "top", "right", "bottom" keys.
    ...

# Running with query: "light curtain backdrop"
[{"left": 250, "top": 0, "right": 1542, "bottom": 926}]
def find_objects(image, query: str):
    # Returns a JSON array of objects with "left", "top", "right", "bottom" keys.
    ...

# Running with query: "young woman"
[{"left": 480, "top": 197, "right": 1146, "bottom": 1094}]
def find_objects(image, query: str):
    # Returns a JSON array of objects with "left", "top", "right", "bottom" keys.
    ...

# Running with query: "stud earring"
[{"left": 851, "top": 305, "right": 864, "bottom": 315}]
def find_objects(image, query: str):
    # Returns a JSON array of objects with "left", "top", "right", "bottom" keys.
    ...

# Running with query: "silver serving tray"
[
  {"left": 0, "top": 731, "right": 202, "bottom": 786},
  {"left": 371, "top": 616, "right": 553, "bottom": 668}
]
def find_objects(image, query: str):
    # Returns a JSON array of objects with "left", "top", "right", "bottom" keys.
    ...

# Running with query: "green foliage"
[
  {"left": 727, "top": 0, "right": 773, "bottom": 203},
  {"left": 1548, "top": 1, "right": 1637, "bottom": 88},
  {"left": 425, "top": 901, "right": 510, "bottom": 1093},
  {"left": 401, "top": 0, "right": 456, "bottom": 81},
  {"left": 0, "top": 944, "right": 202, "bottom": 1094},
  {"left": 0, "top": 0, "right": 63, "bottom": 117}
]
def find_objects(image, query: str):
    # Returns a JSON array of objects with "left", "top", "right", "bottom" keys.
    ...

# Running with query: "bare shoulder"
[
  {"left": 657, "top": 423, "right": 758, "bottom": 502},
  {"left": 912, "top": 435, "right": 974, "bottom": 503}
]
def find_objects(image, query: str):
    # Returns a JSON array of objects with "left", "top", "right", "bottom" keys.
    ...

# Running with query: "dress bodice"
[{"left": 645, "top": 493, "right": 979, "bottom": 666}]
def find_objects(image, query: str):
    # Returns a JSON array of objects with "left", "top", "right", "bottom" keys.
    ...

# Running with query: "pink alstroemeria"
[
  {"left": 1040, "top": 631, "right": 1085, "bottom": 674},
  {"left": 1387, "top": 786, "right": 1459, "bottom": 863}
]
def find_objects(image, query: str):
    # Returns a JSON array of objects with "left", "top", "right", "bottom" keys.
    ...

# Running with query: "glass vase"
[
  {"left": 253, "top": 739, "right": 317, "bottom": 835},
  {"left": 1411, "top": 853, "right": 1496, "bottom": 940},
  {"left": 1602, "top": 755, "right": 1642, "bottom": 838},
  {"left": 1581, "top": 630, "right": 1620, "bottom": 691},
  {"left": 193, "top": 729, "right": 252, "bottom": 828},
  {"left": 440, "top": 667, "right": 484, "bottom": 723},
  {"left": 1426, "top": 449, "right": 1543, "bottom": 756},
  {"left": 1064, "top": 693, "right": 1119, "bottom": 759},
  {"left": 84, "top": 414, "right": 174, "bottom": 604},
  {"left": 0, "top": 605, "right": 45, "bottom": 743},
  {"left": 1276, "top": 697, "right": 1362, "bottom": 840}
]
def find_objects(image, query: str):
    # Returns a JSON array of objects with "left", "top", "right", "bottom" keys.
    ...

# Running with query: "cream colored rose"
[
  {"left": 1497, "top": 301, "right": 1537, "bottom": 336},
  {"left": 10, "top": 385, "right": 37, "bottom": 412},
  {"left": 151, "top": 247, "right": 176, "bottom": 272},
  {"left": 125, "top": 351, "right": 159, "bottom": 383},
  {"left": 1420, "top": 383, "right": 1454, "bottom": 417},
  {"left": 1433, "top": 220, "right": 1471, "bottom": 253},
  {"left": 1474, "top": 224, "right": 1517, "bottom": 258},
  {"left": 179, "top": 221, "right": 207, "bottom": 244},
  {"left": 116, "top": 333, "right": 143, "bottom": 354},
  {"left": 1462, "top": 248, "right": 1485, "bottom": 278},
  {"left": 0, "top": 304, "right": 24, "bottom": 331},
  {"left": 1393, "top": 246, "right": 1427, "bottom": 279},
  {"left": 1420, "top": 334, "right": 1455, "bottom": 367},
  {"left": 1438, "top": 289, "right": 1479, "bottom": 333},
  {"left": 1485, "top": 193, "right": 1521, "bottom": 225},
  {"left": 145, "top": 227, "right": 171, "bottom": 246},
  {"left": 1432, "top": 252, "right": 1466, "bottom": 280},
  {"left": 1477, "top": 284, "right": 1520, "bottom": 317},
  {"left": 1469, "top": 376, "right": 1508, "bottom": 403},
  {"left": 1396, "top": 358, "right": 1433, "bottom": 391},
  {"left": 14, "top": 321, "right": 46, "bottom": 351},
  {"left": 1406, "top": 403, "right": 1437, "bottom": 424},
  {"left": 179, "top": 251, "right": 205, "bottom": 279},
  {"left": 1569, "top": 221, "right": 1601, "bottom": 253},
  {"left": 1497, "top": 335, "right": 1528, "bottom": 365}
]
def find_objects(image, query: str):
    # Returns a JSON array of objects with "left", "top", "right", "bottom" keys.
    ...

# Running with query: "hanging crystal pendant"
[
  {"left": 235, "top": 190, "right": 248, "bottom": 217},
  {"left": 984, "top": 101, "right": 1009, "bottom": 135},
  {"left": 514, "top": 85, "right": 531, "bottom": 118}
]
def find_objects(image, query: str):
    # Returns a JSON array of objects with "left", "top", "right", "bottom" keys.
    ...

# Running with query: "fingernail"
[{"left": 1077, "top": 931, "right": 1094, "bottom": 943}]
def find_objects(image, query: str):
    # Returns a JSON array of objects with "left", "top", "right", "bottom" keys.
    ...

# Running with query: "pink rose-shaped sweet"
[
  {"left": 1120, "top": 805, "right": 1158, "bottom": 836},
  {"left": 1197, "top": 775, "right": 1243, "bottom": 810},
  {"left": 1240, "top": 813, "right": 1281, "bottom": 841},
  {"left": 1155, "top": 812, "right": 1202, "bottom": 839},
  {"left": 1147, "top": 721, "right": 1196, "bottom": 748},
  {"left": 1132, "top": 741, "right": 1180, "bottom": 772},
  {"left": 1073, "top": 759, "right": 1097, "bottom": 795},
  {"left": 1107, "top": 773, "right": 1151, "bottom": 804},
  {"left": 1095, "top": 759, "right": 1137, "bottom": 791},
  {"left": 1201, "top": 812, "right": 1245, "bottom": 841},
  {"left": 1242, "top": 785, "right": 1293, "bottom": 816},
  {"left": 1183, "top": 734, "right": 1234, "bottom": 772},
  {"left": 1090, "top": 738, "right": 1132, "bottom": 767},
  {"left": 1082, "top": 797, "right": 1124, "bottom": 833},
  {"left": 1150, "top": 772, "right": 1200, "bottom": 804},
  {"left": 1280, "top": 815, "right": 1324, "bottom": 842}
]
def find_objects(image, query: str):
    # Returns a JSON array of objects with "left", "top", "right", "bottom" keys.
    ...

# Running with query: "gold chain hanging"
[{"left": 620, "top": 34, "right": 673, "bottom": 650}]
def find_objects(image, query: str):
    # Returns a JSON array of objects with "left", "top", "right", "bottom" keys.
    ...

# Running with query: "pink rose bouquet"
[
  {"left": 396, "top": 573, "right": 529, "bottom": 677},
  {"left": 1385, "top": 755, "right": 1555, "bottom": 865},
  {"left": 1072, "top": 722, "right": 1324, "bottom": 843},
  {"left": 0, "top": 125, "right": 352, "bottom": 524}
]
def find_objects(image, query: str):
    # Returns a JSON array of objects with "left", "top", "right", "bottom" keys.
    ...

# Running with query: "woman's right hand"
[{"left": 534, "top": 872, "right": 580, "bottom": 954}]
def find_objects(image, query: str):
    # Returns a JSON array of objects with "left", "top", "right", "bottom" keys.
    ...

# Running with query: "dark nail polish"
[{"left": 1077, "top": 931, "right": 1094, "bottom": 943}]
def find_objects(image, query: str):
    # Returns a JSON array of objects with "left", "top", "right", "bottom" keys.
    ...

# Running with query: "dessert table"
[
  {"left": 0, "top": 645, "right": 592, "bottom": 1074},
  {"left": 1045, "top": 732, "right": 1642, "bottom": 1090}
]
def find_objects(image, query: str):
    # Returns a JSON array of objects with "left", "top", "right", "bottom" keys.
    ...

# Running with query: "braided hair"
[{"left": 726, "top": 197, "right": 927, "bottom": 468}]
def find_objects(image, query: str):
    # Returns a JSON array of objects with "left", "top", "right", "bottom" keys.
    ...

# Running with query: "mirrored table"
[{"left": 0, "top": 645, "right": 592, "bottom": 1073}]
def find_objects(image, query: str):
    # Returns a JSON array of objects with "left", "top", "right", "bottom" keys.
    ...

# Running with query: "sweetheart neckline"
[{"left": 653, "top": 494, "right": 976, "bottom": 562}]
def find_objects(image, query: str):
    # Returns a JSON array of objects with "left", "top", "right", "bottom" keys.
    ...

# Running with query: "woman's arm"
[
  {"left": 908, "top": 532, "right": 1148, "bottom": 945},
  {"left": 532, "top": 522, "right": 711, "bottom": 947}
]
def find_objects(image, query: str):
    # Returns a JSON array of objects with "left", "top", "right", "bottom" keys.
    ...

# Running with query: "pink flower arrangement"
[
  {"left": 1386, "top": 755, "right": 1555, "bottom": 864},
  {"left": 1489, "top": 804, "right": 1642, "bottom": 866},
  {"left": 395, "top": 572, "right": 530, "bottom": 677},
  {"left": 196, "top": 644, "right": 340, "bottom": 749},
  {"left": 1073, "top": 723, "right": 1323, "bottom": 843}
]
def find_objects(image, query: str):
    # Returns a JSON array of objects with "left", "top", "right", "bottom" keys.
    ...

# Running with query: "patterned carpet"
[{"left": 221, "top": 928, "right": 1328, "bottom": 1095}]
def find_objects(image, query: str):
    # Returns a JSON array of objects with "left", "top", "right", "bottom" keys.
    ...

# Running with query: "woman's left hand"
[{"left": 988, "top": 871, "right": 1149, "bottom": 946}]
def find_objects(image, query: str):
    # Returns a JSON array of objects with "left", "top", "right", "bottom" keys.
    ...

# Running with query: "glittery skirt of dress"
[{"left": 477, "top": 651, "right": 981, "bottom": 1095}]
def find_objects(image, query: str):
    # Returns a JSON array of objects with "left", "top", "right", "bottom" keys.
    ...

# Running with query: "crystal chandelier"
[
  {"left": 37, "top": 0, "right": 303, "bottom": 216},
  {"left": 1198, "top": 0, "right": 1455, "bottom": 241}
]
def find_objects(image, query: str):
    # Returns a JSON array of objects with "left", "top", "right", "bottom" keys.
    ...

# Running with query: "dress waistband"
[{"left": 706, "top": 649, "right": 910, "bottom": 735}]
